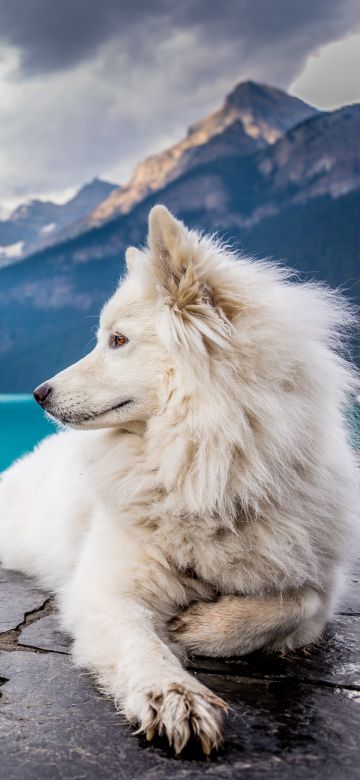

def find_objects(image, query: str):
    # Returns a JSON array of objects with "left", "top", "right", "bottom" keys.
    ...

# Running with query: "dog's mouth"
[{"left": 49, "top": 399, "right": 133, "bottom": 425}]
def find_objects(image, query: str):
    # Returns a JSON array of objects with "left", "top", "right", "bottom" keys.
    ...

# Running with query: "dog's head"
[{"left": 33, "top": 206, "right": 239, "bottom": 429}]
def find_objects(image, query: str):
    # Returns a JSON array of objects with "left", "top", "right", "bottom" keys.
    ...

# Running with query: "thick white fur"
[{"left": 0, "top": 205, "right": 358, "bottom": 754}]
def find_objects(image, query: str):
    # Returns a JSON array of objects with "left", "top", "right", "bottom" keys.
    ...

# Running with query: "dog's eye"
[{"left": 109, "top": 333, "right": 128, "bottom": 349}]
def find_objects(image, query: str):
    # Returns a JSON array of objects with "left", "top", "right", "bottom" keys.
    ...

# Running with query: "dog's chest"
[{"left": 152, "top": 515, "right": 244, "bottom": 592}]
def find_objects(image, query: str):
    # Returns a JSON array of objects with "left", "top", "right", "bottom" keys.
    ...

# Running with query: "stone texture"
[
  {"left": 337, "top": 567, "right": 360, "bottom": 615},
  {"left": 0, "top": 568, "right": 48, "bottom": 632},
  {"left": 19, "top": 614, "right": 71, "bottom": 654},
  {"left": 0, "top": 560, "right": 359, "bottom": 779}
]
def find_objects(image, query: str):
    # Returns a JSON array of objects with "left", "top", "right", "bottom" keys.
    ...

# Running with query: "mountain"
[
  {"left": 256, "top": 104, "right": 360, "bottom": 204},
  {"left": 0, "top": 81, "right": 359, "bottom": 392},
  {"left": 31, "top": 101, "right": 360, "bottom": 259},
  {"left": 83, "top": 82, "right": 318, "bottom": 228},
  {"left": 134, "top": 103, "right": 360, "bottom": 230},
  {"left": 0, "top": 178, "right": 118, "bottom": 264},
  {"left": 25, "top": 82, "right": 318, "bottom": 255}
]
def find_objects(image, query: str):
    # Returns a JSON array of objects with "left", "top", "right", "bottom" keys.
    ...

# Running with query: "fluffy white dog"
[{"left": 0, "top": 205, "right": 358, "bottom": 754}]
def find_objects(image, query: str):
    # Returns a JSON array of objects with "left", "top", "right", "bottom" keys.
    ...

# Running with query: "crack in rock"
[
  {"left": 0, "top": 676, "right": 9, "bottom": 701},
  {"left": 192, "top": 667, "right": 360, "bottom": 693},
  {"left": 0, "top": 598, "right": 53, "bottom": 653}
]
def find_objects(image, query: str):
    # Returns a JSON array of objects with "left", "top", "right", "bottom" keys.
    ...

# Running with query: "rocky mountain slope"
[
  {"left": 87, "top": 82, "right": 318, "bottom": 227},
  {"left": 35, "top": 100, "right": 360, "bottom": 258},
  {"left": 138, "top": 103, "right": 360, "bottom": 230}
]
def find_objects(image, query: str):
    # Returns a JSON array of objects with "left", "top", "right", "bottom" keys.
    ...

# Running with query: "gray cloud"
[
  {"left": 0, "top": 0, "right": 359, "bottom": 207},
  {"left": 0, "top": 0, "right": 359, "bottom": 76}
]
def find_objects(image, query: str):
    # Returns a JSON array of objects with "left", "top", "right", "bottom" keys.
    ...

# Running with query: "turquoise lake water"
[
  {"left": 1, "top": 395, "right": 359, "bottom": 473},
  {"left": 0, "top": 395, "right": 56, "bottom": 472}
]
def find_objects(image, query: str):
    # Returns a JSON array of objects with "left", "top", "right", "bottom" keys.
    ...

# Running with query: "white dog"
[{"left": 0, "top": 205, "right": 358, "bottom": 754}]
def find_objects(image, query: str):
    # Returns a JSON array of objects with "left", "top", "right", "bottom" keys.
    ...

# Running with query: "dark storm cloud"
[
  {"left": 3, "top": 0, "right": 171, "bottom": 72},
  {"left": 0, "top": 0, "right": 359, "bottom": 76}
]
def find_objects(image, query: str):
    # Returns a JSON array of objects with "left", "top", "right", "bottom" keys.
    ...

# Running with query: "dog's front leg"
[{"left": 58, "top": 529, "right": 227, "bottom": 755}]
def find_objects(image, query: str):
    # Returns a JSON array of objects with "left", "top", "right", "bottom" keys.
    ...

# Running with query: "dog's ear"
[
  {"left": 148, "top": 205, "right": 193, "bottom": 292},
  {"left": 148, "top": 205, "right": 233, "bottom": 351}
]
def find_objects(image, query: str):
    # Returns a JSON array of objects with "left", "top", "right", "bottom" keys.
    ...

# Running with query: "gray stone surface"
[
  {"left": 20, "top": 614, "right": 71, "bottom": 654},
  {"left": 338, "top": 568, "right": 360, "bottom": 615},
  {"left": 1, "top": 561, "right": 359, "bottom": 779},
  {"left": 0, "top": 569, "right": 48, "bottom": 632}
]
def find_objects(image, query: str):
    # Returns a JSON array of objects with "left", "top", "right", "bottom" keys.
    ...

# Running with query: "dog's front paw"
[{"left": 126, "top": 681, "right": 227, "bottom": 755}]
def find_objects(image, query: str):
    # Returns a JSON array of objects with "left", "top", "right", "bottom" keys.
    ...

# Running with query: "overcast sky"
[{"left": 0, "top": 0, "right": 360, "bottom": 211}]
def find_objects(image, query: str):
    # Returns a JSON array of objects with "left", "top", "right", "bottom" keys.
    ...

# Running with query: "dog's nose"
[{"left": 33, "top": 382, "right": 52, "bottom": 407}]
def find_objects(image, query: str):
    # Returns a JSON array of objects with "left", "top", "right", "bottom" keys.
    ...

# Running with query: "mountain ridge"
[
  {"left": 86, "top": 81, "right": 318, "bottom": 229},
  {"left": 26, "top": 100, "right": 359, "bottom": 263},
  {"left": 0, "top": 177, "right": 118, "bottom": 265}
]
